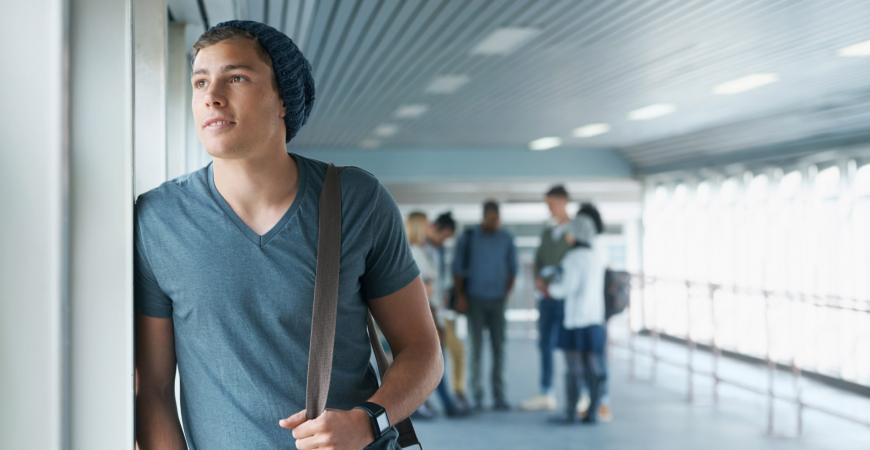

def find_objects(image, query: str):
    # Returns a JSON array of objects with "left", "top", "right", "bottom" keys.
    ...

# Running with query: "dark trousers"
[
  {"left": 467, "top": 297, "right": 507, "bottom": 405},
  {"left": 537, "top": 298, "right": 564, "bottom": 394}
]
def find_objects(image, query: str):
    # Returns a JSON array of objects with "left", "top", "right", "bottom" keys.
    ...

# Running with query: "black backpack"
[{"left": 604, "top": 269, "right": 630, "bottom": 321}]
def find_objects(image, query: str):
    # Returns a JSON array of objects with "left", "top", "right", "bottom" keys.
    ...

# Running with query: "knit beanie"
[{"left": 210, "top": 20, "right": 315, "bottom": 142}]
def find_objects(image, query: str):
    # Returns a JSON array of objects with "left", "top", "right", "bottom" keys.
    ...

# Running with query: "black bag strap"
[{"left": 307, "top": 164, "right": 422, "bottom": 448}]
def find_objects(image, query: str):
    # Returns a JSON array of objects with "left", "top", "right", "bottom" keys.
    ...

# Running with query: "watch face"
[{"left": 376, "top": 412, "right": 390, "bottom": 432}]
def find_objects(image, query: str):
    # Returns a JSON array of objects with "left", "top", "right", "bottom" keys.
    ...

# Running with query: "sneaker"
[
  {"left": 575, "top": 394, "right": 590, "bottom": 416},
  {"left": 520, "top": 394, "right": 557, "bottom": 412},
  {"left": 546, "top": 414, "right": 577, "bottom": 425},
  {"left": 597, "top": 404, "right": 613, "bottom": 422}
]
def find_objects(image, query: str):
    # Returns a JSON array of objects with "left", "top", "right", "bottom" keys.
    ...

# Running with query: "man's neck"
[
  {"left": 553, "top": 214, "right": 570, "bottom": 225},
  {"left": 212, "top": 149, "right": 298, "bottom": 214}
]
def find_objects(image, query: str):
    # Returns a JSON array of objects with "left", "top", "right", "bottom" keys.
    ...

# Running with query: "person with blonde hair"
[{"left": 407, "top": 211, "right": 469, "bottom": 418}]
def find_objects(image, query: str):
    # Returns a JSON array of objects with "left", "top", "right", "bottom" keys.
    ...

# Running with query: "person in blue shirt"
[
  {"left": 452, "top": 200, "right": 518, "bottom": 411},
  {"left": 134, "top": 21, "right": 441, "bottom": 450}
]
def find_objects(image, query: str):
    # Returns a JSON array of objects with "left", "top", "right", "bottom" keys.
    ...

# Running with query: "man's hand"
[
  {"left": 279, "top": 409, "right": 374, "bottom": 450},
  {"left": 534, "top": 277, "right": 549, "bottom": 298}
]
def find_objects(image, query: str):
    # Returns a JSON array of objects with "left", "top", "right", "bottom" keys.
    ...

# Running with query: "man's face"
[
  {"left": 191, "top": 38, "right": 285, "bottom": 159},
  {"left": 482, "top": 210, "right": 500, "bottom": 231},
  {"left": 545, "top": 195, "right": 568, "bottom": 219}
]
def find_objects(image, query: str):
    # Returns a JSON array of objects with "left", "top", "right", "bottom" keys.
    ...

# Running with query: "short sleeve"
[
  {"left": 134, "top": 202, "right": 173, "bottom": 318},
  {"left": 361, "top": 183, "right": 420, "bottom": 300}
]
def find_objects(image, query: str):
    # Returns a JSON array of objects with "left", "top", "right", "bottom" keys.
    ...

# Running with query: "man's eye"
[
  {"left": 230, "top": 75, "right": 245, "bottom": 83},
  {"left": 193, "top": 79, "right": 207, "bottom": 88}
]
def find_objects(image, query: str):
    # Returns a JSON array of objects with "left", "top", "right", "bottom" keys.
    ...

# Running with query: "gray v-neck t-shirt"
[{"left": 134, "top": 153, "right": 419, "bottom": 449}]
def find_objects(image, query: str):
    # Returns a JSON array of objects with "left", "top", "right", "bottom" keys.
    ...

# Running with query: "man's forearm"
[
  {"left": 367, "top": 341, "right": 443, "bottom": 426},
  {"left": 136, "top": 391, "right": 187, "bottom": 450}
]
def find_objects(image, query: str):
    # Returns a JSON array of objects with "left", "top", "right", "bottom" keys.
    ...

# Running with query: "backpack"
[{"left": 604, "top": 269, "right": 630, "bottom": 321}]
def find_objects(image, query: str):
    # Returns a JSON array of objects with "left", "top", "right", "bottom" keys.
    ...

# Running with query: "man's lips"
[{"left": 202, "top": 118, "right": 237, "bottom": 129}]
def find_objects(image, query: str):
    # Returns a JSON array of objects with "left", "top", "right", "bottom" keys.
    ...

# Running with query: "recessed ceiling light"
[
  {"left": 572, "top": 123, "right": 610, "bottom": 138},
  {"left": 529, "top": 137, "right": 561, "bottom": 151},
  {"left": 373, "top": 124, "right": 398, "bottom": 137},
  {"left": 838, "top": 39, "right": 870, "bottom": 57},
  {"left": 360, "top": 139, "right": 380, "bottom": 149},
  {"left": 425, "top": 75, "right": 470, "bottom": 94},
  {"left": 394, "top": 104, "right": 429, "bottom": 119},
  {"left": 471, "top": 27, "right": 540, "bottom": 56},
  {"left": 628, "top": 103, "right": 676, "bottom": 121},
  {"left": 713, "top": 73, "right": 779, "bottom": 95}
]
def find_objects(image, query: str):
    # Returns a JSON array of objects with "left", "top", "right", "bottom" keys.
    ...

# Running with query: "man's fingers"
[
  {"left": 291, "top": 411, "right": 328, "bottom": 438},
  {"left": 278, "top": 409, "right": 308, "bottom": 429}
]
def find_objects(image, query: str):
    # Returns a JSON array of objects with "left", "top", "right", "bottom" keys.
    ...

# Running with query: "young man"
[
  {"left": 520, "top": 185, "right": 572, "bottom": 412},
  {"left": 452, "top": 200, "right": 517, "bottom": 411},
  {"left": 134, "top": 21, "right": 441, "bottom": 450}
]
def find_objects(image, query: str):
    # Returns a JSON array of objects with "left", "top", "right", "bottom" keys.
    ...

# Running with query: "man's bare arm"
[
  {"left": 367, "top": 277, "right": 443, "bottom": 424},
  {"left": 135, "top": 315, "right": 187, "bottom": 450}
]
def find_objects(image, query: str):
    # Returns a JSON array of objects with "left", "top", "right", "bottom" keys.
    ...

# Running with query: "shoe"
[
  {"left": 597, "top": 404, "right": 613, "bottom": 422},
  {"left": 445, "top": 406, "right": 471, "bottom": 418},
  {"left": 412, "top": 402, "right": 436, "bottom": 420},
  {"left": 581, "top": 414, "right": 598, "bottom": 425},
  {"left": 493, "top": 400, "right": 511, "bottom": 411},
  {"left": 454, "top": 392, "right": 470, "bottom": 411},
  {"left": 575, "top": 394, "right": 590, "bottom": 416},
  {"left": 519, "top": 394, "right": 557, "bottom": 412}
]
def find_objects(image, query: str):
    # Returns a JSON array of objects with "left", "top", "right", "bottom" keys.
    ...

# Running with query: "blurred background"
[{"left": 2, "top": 0, "right": 870, "bottom": 449}]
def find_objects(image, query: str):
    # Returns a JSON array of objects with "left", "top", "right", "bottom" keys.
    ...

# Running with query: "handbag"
[{"left": 305, "top": 164, "right": 422, "bottom": 450}]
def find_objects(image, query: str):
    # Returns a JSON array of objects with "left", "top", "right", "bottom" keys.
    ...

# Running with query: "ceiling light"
[
  {"left": 838, "top": 39, "right": 870, "bottom": 57},
  {"left": 713, "top": 73, "right": 779, "bottom": 95},
  {"left": 394, "top": 104, "right": 429, "bottom": 119},
  {"left": 572, "top": 123, "right": 610, "bottom": 138},
  {"left": 529, "top": 137, "right": 561, "bottom": 151},
  {"left": 470, "top": 27, "right": 540, "bottom": 56},
  {"left": 425, "top": 75, "right": 470, "bottom": 94},
  {"left": 373, "top": 124, "right": 398, "bottom": 137},
  {"left": 360, "top": 139, "right": 380, "bottom": 149},
  {"left": 628, "top": 103, "right": 676, "bottom": 121}
]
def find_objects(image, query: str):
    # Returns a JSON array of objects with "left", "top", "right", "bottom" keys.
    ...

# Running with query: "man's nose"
[{"left": 204, "top": 85, "right": 226, "bottom": 108}]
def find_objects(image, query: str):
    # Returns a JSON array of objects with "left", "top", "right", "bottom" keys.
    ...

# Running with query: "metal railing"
[{"left": 619, "top": 273, "right": 870, "bottom": 436}]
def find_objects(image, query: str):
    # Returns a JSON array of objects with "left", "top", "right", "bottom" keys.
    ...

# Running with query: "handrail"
[{"left": 619, "top": 272, "right": 870, "bottom": 436}]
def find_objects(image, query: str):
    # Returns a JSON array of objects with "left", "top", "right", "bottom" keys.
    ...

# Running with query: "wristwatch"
[{"left": 353, "top": 401, "right": 391, "bottom": 440}]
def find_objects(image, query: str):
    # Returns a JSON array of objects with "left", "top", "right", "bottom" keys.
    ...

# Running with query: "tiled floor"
[{"left": 412, "top": 334, "right": 870, "bottom": 450}]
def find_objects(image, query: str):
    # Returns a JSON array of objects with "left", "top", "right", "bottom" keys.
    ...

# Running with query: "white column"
[
  {"left": 69, "top": 0, "right": 135, "bottom": 448},
  {"left": 0, "top": 1, "right": 67, "bottom": 449},
  {"left": 134, "top": 0, "right": 169, "bottom": 195},
  {"left": 166, "top": 21, "right": 189, "bottom": 179}
]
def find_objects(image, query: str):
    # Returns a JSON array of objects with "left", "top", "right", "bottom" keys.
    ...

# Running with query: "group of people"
[{"left": 404, "top": 185, "right": 612, "bottom": 425}]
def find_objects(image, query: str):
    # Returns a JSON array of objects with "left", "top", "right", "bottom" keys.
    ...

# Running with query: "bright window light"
[
  {"left": 425, "top": 75, "right": 470, "bottom": 94},
  {"left": 529, "top": 137, "right": 561, "bottom": 151},
  {"left": 470, "top": 27, "right": 540, "bottom": 55},
  {"left": 373, "top": 124, "right": 398, "bottom": 137},
  {"left": 655, "top": 185, "right": 669, "bottom": 203},
  {"left": 720, "top": 178, "right": 738, "bottom": 203},
  {"left": 778, "top": 170, "right": 803, "bottom": 198},
  {"left": 394, "top": 104, "right": 429, "bottom": 119},
  {"left": 696, "top": 181, "right": 711, "bottom": 204},
  {"left": 838, "top": 39, "right": 870, "bottom": 57},
  {"left": 855, "top": 164, "right": 870, "bottom": 196},
  {"left": 747, "top": 174, "right": 769, "bottom": 201},
  {"left": 814, "top": 166, "right": 840, "bottom": 198},
  {"left": 674, "top": 183, "right": 688, "bottom": 204},
  {"left": 572, "top": 123, "right": 610, "bottom": 138},
  {"left": 713, "top": 73, "right": 779, "bottom": 95},
  {"left": 628, "top": 103, "right": 676, "bottom": 121}
]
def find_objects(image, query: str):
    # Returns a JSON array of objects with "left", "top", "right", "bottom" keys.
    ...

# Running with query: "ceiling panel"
[{"left": 180, "top": 0, "right": 870, "bottom": 173}]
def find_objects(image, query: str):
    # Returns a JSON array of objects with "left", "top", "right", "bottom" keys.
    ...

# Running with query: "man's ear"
[{"left": 280, "top": 101, "right": 286, "bottom": 119}]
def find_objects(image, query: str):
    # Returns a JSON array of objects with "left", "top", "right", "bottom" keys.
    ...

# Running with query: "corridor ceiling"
[{"left": 169, "top": 0, "right": 870, "bottom": 173}]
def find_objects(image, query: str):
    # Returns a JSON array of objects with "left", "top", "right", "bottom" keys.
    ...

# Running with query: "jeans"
[
  {"left": 467, "top": 297, "right": 507, "bottom": 405},
  {"left": 537, "top": 297, "right": 564, "bottom": 394}
]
